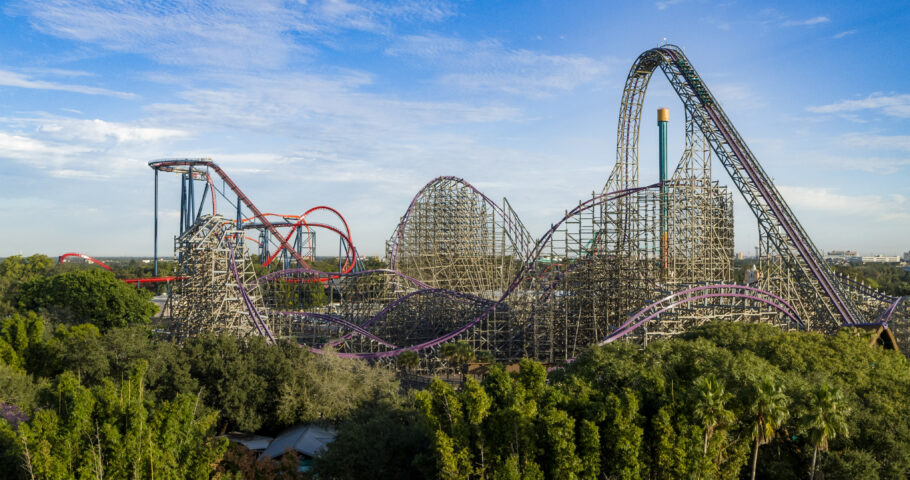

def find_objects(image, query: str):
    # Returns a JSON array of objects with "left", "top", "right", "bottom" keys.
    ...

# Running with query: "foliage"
[
  {"left": 18, "top": 269, "right": 157, "bottom": 330},
  {"left": 322, "top": 322, "right": 910, "bottom": 479},
  {"left": 215, "top": 443, "right": 304, "bottom": 479},
  {"left": 0, "top": 361, "right": 226, "bottom": 480},
  {"left": 0, "top": 255, "right": 56, "bottom": 317},
  {"left": 804, "top": 383, "right": 850, "bottom": 479},
  {"left": 181, "top": 334, "right": 400, "bottom": 434},
  {"left": 749, "top": 376, "right": 790, "bottom": 480},
  {"left": 440, "top": 341, "right": 475, "bottom": 380},
  {"left": 831, "top": 263, "right": 910, "bottom": 296},
  {"left": 314, "top": 399, "right": 434, "bottom": 479}
]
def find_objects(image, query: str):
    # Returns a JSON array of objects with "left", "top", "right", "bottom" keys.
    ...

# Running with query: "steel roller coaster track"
[{"left": 155, "top": 46, "right": 905, "bottom": 364}]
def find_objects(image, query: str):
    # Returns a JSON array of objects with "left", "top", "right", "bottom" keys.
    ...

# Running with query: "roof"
[
  {"left": 225, "top": 432, "right": 274, "bottom": 451},
  {"left": 259, "top": 424, "right": 337, "bottom": 460}
]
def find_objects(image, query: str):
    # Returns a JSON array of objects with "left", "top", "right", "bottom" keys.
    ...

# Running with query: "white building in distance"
[{"left": 861, "top": 255, "right": 901, "bottom": 264}]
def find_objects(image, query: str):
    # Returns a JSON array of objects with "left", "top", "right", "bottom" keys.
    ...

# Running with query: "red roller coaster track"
[{"left": 58, "top": 253, "right": 183, "bottom": 284}]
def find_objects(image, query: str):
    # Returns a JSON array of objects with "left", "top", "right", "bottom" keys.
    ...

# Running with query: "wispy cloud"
[
  {"left": 145, "top": 71, "right": 522, "bottom": 138},
  {"left": 833, "top": 29, "right": 856, "bottom": 39},
  {"left": 808, "top": 93, "right": 910, "bottom": 118},
  {"left": 837, "top": 133, "right": 910, "bottom": 152},
  {"left": 711, "top": 83, "right": 765, "bottom": 110},
  {"left": 782, "top": 15, "right": 829, "bottom": 27},
  {"left": 779, "top": 186, "right": 910, "bottom": 222},
  {"left": 15, "top": 0, "right": 457, "bottom": 69},
  {"left": 656, "top": 0, "right": 686, "bottom": 11},
  {"left": 0, "top": 69, "right": 134, "bottom": 98},
  {"left": 386, "top": 34, "right": 611, "bottom": 97},
  {"left": 824, "top": 155, "right": 910, "bottom": 175},
  {"left": 0, "top": 116, "right": 189, "bottom": 178}
]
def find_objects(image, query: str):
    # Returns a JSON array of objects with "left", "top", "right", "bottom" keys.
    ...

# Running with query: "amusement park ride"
[{"left": 74, "top": 46, "right": 908, "bottom": 372}]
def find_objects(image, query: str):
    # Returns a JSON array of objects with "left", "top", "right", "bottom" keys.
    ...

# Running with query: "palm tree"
[
  {"left": 440, "top": 341, "right": 474, "bottom": 381},
  {"left": 396, "top": 350, "right": 420, "bottom": 373},
  {"left": 804, "top": 383, "right": 849, "bottom": 480},
  {"left": 749, "top": 377, "right": 790, "bottom": 480},
  {"left": 693, "top": 374, "right": 735, "bottom": 456}
]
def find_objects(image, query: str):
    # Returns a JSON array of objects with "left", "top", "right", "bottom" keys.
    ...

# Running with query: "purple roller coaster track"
[{"left": 152, "top": 46, "right": 907, "bottom": 369}]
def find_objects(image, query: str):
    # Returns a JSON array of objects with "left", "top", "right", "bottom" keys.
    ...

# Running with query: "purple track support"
[
  {"left": 651, "top": 47, "right": 857, "bottom": 325},
  {"left": 877, "top": 297, "right": 904, "bottom": 324},
  {"left": 257, "top": 268, "right": 433, "bottom": 290},
  {"left": 605, "top": 283, "right": 803, "bottom": 341},
  {"left": 274, "top": 311, "right": 397, "bottom": 348},
  {"left": 331, "top": 183, "right": 660, "bottom": 359},
  {"left": 227, "top": 238, "right": 276, "bottom": 344},
  {"left": 599, "top": 286, "right": 805, "bottom": 345}
]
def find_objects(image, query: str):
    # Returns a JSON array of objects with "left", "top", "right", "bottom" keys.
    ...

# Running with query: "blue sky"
[{"left": 0, "top": 0, "right": 908, "bottom": 258}]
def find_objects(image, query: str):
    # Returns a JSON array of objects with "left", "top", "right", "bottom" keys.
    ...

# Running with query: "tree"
[
  {"left": 314, "top": 399, "right": 433, "bottom": 480},
  {"left": 18, "top": 269, "right": 157, "bottom": 330},
  {"left": 0, "top": 255, "right": 54, "bottom": 316},
  {"left": 600, "top": 389, "right": 643, "bottom": 480},
  {"left": 692, "top": 374, "right": 735, "bottom": 456},
  {"left": 8, "top": 361, "right": 226, "bottom": 480},
  {"left": 440, "top": 341, "right": 474, "bottom": 381},
  {"left": 804, "top": 383, "right": 849, "bottom": 480},
  {"left": 0, "top": 312, "right": 46, "bottom": 371},
  {"left": 397, "top": 350, "right": 420, "bottom": 373},
  {"left": 539, "top": 407, "right": 582, "bottom": 480},
  {"left": 749, "top": 377, "right": 789, "bottom": 480}
]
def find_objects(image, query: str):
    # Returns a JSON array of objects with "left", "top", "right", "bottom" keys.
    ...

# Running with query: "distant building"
[
  {"left": 825, "top": 250, "right": 860, "bottom": 264},
  {"left": 735, "top": 252, "right": 744, "bottom": 260},
  {"left": 861, "top": 255, "right": 901, "bottom": 264},
  {"left": 745, "top": 265, "right": 761, "bottom": 284},
  {"left": 903, "top": 251, "right": 910, "bottom": 262}
]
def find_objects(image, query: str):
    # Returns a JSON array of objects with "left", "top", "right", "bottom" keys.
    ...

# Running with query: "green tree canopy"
[{"left": 18, "top": 269, "right": 157, "bottom": 330}]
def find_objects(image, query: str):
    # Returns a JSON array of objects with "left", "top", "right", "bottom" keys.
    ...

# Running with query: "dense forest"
[{"left": 1, "top": 254, "right": 909, "bottom": 479}]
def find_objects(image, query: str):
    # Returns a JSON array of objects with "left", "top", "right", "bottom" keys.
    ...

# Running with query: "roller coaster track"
[
  {"left": 243, "top": 183, "right": 657, "bottom": 358},
  {"left": 611, "top": 45, "right": 859, "bottom": 327},
  {"left": 59, "top": 252, "right": 184, "bottom": 284},
  {"left": 388, "top": 176, "right": 534, "bottom": 269},
  {"left": 150, "top": 159, "right": 314, "bottom": 270},
  {"left": 160, "top": 47, "right": 908, "bottom": 362},
  {"left": 600, "top": 284, "right": 805, "bottom": 345},
  {"left": 58, "top": 253, "right": 113, "bottom": 271},
  {"left": 236, "top": 182, "right": 816, "bottom": 360}
]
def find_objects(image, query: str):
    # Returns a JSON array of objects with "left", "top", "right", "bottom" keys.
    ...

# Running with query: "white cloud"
[
  {"left": 779, "top": 186, "right": 910, "bottom": 222},
  {"left": 824, "top": 155, "right": 910, "bottom": 175},
  {"left": 711, "top": 83, "right": 765, "bottom": 110},
  {"left": 144, "top": 71, "right": 522, "bottom": 138},
  {"left": 837, "top": 133, "right": 910, "bottom": 152},
  {"left": 656, "top": 0, "right": 686, "bottom": 11},
  {"left": 15, "top": 0, "right": 456, "bottom": 69},
  {"left": 833, "top": 29, "right": 856, "bottom": 39},
  {"left": 0, "top": 116, "right": 190, "bottom": 178},
  {"left": 37, "top": 118, "right": 188, "bottom": 144},
  {"left": 782, "top": 16, "right": 829, "bottom": 27},
  {"left": 386, "top": 34, "right": 611, "bottom": 97},
  {"left": 808, "top": 93, "right": 910, "bottom": 118},
  {"left": 0, "top": 69, "right": 135, "bottom": 98},
  {"left": 0, "top": 131, "right": 88, "bottom": 159}
]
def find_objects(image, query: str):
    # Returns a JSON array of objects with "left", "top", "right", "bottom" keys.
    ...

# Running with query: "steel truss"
[{"left": 150, "top": 46, "right": 907, "bottom": 371}]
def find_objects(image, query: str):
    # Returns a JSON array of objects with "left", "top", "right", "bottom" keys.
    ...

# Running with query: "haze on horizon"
[{"left": 0, "top": 0, "right": 908, "bottom": 258}]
